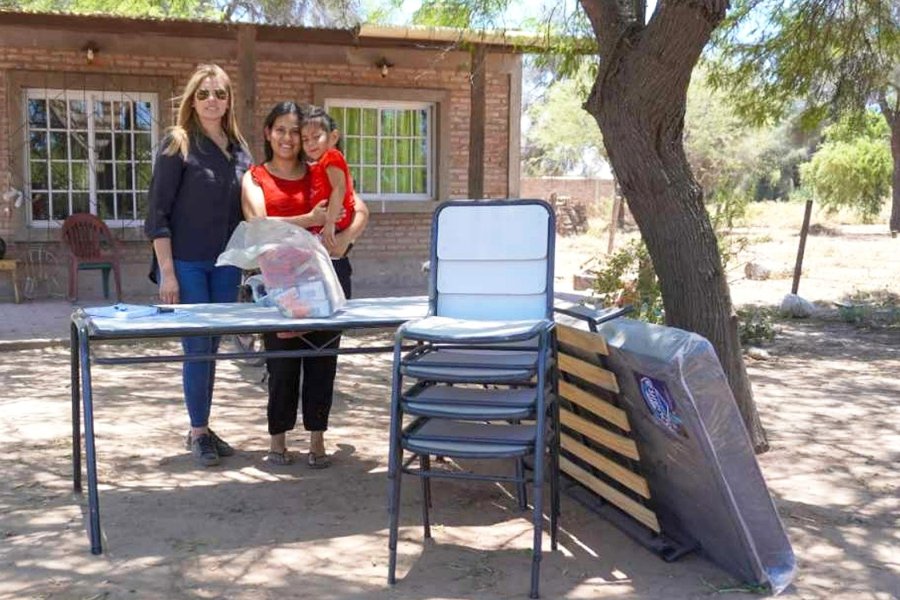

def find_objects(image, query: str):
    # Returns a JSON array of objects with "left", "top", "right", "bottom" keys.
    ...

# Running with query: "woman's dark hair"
[
  {"left": 262, "top": 101, "right": 306, "bottom": 162},
  {"left": 302, "top": 105, "right": 342, "bottom": 152}
]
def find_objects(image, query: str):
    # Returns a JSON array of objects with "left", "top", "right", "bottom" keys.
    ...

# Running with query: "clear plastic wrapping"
[{"left": 216, "top": 219, "right": 346, "bottom": 318}]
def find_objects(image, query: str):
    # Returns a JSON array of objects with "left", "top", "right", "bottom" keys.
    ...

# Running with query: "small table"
[
  {"left": 0, "top": 259, "right": 21, "bottom": 303},
  {"left": 69, "top": 294, "right": 622, "bottom": 554}
]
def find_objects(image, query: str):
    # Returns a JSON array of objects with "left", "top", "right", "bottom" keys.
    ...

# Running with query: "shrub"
[
  {"left": 590, "top": 240, "right": 665, "bottom": 324},
  {"left": 737, "top": 308, "right": 777, "bottom": 346}
]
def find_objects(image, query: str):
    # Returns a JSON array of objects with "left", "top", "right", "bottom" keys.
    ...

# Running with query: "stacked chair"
[{"left": 387, "top": 199, "right": 559, "bottom": 598}]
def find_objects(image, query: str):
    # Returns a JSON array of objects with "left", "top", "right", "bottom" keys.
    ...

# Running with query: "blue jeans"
[{"left": 172, "top": 260, "right": 241, "bottom": 428}]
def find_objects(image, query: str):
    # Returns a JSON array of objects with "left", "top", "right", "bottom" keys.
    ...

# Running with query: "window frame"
[
  {"left": 23, "top": 88, "right": 159, "bottom": 228},
  {"left": 314, "top": 84, "right": 450, "bottom": 211},
  {"left": 324, "top": 98, "right": 434, "bottom": 202}
]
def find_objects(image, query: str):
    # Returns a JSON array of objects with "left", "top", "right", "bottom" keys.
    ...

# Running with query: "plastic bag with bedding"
[{"left": 216, "top": 218, "right": 346, "bottom": 318}]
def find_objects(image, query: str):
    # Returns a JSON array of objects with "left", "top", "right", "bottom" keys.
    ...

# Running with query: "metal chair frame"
[{"left": 387, "top": 199, "right": 559, "bottom": 598}]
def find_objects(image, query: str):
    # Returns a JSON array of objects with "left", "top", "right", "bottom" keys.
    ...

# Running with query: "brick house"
[{"left": 0, "top": 10, "right": 524, "bottom": 300}]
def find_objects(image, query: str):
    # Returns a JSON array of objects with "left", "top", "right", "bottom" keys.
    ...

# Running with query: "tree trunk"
[
  {"left": 582, "top": 0, "right": 769, "bottom": 452},
  {"left": 890, "top": 114, "right": 900, "bottom": 235}
]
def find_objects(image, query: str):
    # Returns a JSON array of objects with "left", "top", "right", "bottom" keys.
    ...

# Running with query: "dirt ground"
[{"left": 0, "top": 207, "right": 898, "bottom": 599}]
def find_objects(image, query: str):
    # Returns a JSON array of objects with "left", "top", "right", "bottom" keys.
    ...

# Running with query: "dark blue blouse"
[{"left": 145, "top": 133, "right": 252, "bottom": 261}]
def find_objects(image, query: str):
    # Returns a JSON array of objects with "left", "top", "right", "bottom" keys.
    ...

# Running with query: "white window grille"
[
  {"left": 324, "top": 100, "right": 433, "bottom": 201},
  {"left": 24, "top": 88, "right": 158, "bottom": 226}
]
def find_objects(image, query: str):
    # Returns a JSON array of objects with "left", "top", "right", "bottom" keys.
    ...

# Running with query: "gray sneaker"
[
  {"left": 185, "top": 429, "right": 235, "bottom": 457},
  {"left": 191, "top": 433, "right": 219, "bottom": 467}
]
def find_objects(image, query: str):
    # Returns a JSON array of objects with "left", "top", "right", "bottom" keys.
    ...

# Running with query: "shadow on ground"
[{"left": 1, "top": 324, "right": 897, "bottom": 598}]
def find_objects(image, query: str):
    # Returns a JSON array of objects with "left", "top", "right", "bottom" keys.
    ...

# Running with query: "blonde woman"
[{"left": 145, "top": 64, "right": 252, "bottom": 467}]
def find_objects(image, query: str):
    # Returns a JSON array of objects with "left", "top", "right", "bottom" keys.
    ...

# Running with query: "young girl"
[{"left": 301, "top": 106, "right": 356, "bottom": 250}]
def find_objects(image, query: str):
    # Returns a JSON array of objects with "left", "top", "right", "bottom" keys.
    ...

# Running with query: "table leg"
[
  {"left": 78, "top": 326, "right": 103, "bottom": 554},
  {"left": 12, "top": 264, "right": 20, "bottom": 304},
  {"left": 71, "top": 322, "right": 81, "bottom": 493}
]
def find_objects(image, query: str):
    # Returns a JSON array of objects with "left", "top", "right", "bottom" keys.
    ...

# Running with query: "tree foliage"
[
  {"left": 709, "top": 0, "right": 899, "bottom": 231},
  {"left": 409, "top": 0, "right": 509, "bottom": 29},
  {"left": 708, "top": 0, "right": 899, "bottom": 128},
  {"left": 685, "top": 68, "right": 780, "bottom": 224},
  {"left": 800, "top": 111, "right": 892, "bottom": 221},
  {"left": 223, "top": 0, "right": 360, "bottom": 26},
  {"left": 522, "top": 62, "right": 606, "bottom": 177},
  {"left": 2, "top": 0, "right": 362, "bottom": 25},
  {"left": 1, "top": 0, "right": 220, "bottom": 18}
]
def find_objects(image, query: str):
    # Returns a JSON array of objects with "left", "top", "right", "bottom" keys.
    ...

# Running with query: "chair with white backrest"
[{"left": 387, "top": 199, "right": 559, "bottom": 599}]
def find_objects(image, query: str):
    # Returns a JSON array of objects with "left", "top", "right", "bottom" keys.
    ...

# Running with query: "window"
[
  {"left": 325, "top": 100, "right": 433, "bottom": 201},
  {"left": 25, "top": 89, "right": 158, "bottom": 226}
]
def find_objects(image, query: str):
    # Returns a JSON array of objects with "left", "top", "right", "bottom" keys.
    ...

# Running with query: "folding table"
[{"left": 69, "top": 295, "right": 619, "bottom": 554}]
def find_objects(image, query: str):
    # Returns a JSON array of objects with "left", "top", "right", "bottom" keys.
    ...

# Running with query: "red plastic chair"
[{"left": 61, "top": 213, "right": 123, "bottom": 302}]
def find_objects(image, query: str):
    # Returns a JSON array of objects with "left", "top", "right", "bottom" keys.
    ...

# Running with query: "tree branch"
[
  {"left": 632, "top": 0, "right": 646, "bottom": 24},
  {"left": 579, "top": 0, "right": 628, "bottom": 62}
]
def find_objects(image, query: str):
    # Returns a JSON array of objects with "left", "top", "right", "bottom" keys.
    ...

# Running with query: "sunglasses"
[{"left": 195, "top": 88, "right": 228, "bottom": 101}]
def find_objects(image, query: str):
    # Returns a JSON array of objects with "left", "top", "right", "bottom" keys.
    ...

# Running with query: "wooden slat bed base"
[
  {"left": 558, "top": 353, "right": 619, "bottom": 393},
  {"left": 559, "top": 379, "right": 630, "bottom": 431},
  {"left": 561, "top": 433, "right": 651, "bottom": 499},
  {"left": 560, "top": 408, "right": 640, "bottom": 460},
  {"left": 561, "top": 456, "right": 661, "bottom": 533},
  {"left": 557, "top": 324, "right": 609, "bottom": 356}
]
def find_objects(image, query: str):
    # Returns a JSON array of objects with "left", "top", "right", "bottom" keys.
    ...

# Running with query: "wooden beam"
[
  {"left": 507, "top": 68, "right": 522, "bottom": 198},
  {"left": 560, "top": 408, "right": 640, "bottom": 460},
  {"left": 559, "top": 353, "right": 620, "bottom": 393},
  {"left": 561, "top": 456, "right": 661, "bottom": 532},
  {"left": 559, "top": 380, "right": 630, "bottom": 431},
  {"left": 467, "top": 44, "right": 486, "bottom": 199},
  {"left": 557, "top": 324, "right": 609, "bottom": 356},
  {"left": 561, "top": 433, "right": 650, "bottom": 498},
  {"left": 236, "top": 25, "right": 258, "bottom": 158}
]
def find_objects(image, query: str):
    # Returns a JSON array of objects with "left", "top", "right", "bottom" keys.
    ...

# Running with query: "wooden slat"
[
  {"left": 561, "top": 434, "right": 651, "bottom": 499},
  {"left": 557, "top": 324, "right": 609, "bottom": 356},
  {"left": 559, "top": 380, "right": 630, "bottom": 431},
  {"left": 560, "top": 408, "right": 639, "bottom": 460},
  {"left": 561, "top": 456, "right": 661, "bottom": 532},
  {"left": 558, "top": 353, "right": 619, "bottom": 393}
]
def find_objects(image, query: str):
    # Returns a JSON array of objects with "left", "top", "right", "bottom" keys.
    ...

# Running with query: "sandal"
[
  {"left": 264, "top": 449, "right": 294, "bottom": 466},
  {"left": 307, "top": 452, "right": 330, "bottom": 469}
]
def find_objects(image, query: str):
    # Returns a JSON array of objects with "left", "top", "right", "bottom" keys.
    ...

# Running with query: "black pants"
[{"left": 264, "top": 258, "right": 352, "bottom": 435}]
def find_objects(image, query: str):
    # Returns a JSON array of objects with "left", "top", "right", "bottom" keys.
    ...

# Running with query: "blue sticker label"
[{"left": 634, "top": 373, "right": 687, "bottom": 439}]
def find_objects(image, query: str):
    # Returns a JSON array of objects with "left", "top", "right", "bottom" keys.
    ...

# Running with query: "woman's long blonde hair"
[{"left": 163, "top": 63, "right": 249, "bottom": 157}]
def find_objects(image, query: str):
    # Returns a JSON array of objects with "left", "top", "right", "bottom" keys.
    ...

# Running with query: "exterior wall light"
[
  {"left": 83, "top": 41, "right": 99, "bottom": 64},
  {"left": 375, "top": 57, "right": 394, "bottom": 78}
]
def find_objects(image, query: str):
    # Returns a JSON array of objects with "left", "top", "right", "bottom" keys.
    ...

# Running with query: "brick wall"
[
  {"left": 0, "top": 17, "right": 519, "bottom": 297},
  {"left": 519, "top": 176, "right": 616, "bottom": 217}
]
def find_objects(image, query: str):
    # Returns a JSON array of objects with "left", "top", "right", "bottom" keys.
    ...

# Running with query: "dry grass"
[{"left": 555, "top": 200, "right": 897, "bottom": 309}]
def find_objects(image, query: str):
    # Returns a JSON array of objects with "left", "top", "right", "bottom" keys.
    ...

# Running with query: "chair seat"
[
  {"left": 402, "top": 349, "right": 539, "bottom": 383},
  {"left": 403, "top": 418, "right": 535, "bottom": 458},
  {"left": 77, "top": 261, "right": 113, "bottom": 270},
  {"left": 403, "top": 385, "right": 537, "bottom": 420},
  {"left": 401, "top": 316, "right": 550, "bottom": 343}
]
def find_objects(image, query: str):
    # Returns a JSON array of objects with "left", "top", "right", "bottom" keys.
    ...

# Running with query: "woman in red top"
[{"left": 241, "top": 101, "right": 368, "bottom": 468}]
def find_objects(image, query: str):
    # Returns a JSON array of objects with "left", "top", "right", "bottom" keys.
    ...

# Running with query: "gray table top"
[
  {"left": 75, "top": 296, "right": 430, "bottom": 339},
  {"left": 73, "top": 293, "right": 620, "bottom": 340}
]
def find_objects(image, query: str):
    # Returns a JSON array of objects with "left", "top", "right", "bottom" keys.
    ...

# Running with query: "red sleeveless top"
[{"left": 249, "top": 164, "right": 312, "bottom": 218}]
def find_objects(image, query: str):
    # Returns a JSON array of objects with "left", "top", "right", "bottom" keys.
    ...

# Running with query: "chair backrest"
[
  {"left": 61, "top": 213, "right": 116, "bottom": 261},
  {"left": 429, "top": 199, "right": 555, "bottom": 320}
]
